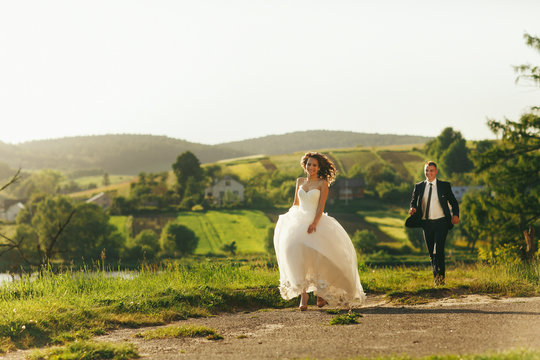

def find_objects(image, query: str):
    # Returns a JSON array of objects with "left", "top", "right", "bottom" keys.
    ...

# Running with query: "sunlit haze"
[{"left": 1, "top": 0, "right": 539, "bottom": 145}]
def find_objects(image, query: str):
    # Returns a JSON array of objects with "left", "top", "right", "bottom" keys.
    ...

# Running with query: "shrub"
[
  {"left": 128, "top": 229, "right": 160, "bottom": 261},
  {"left": 160, "top": 221, "right": 198, "bottom": 257},
  {"left": 352, "top": 230, "right": 378, "bottom": 254}
]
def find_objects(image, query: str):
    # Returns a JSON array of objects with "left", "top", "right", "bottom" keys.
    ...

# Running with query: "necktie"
[{"left": 425, "top": 183, "right": 433, "bottom": 220}]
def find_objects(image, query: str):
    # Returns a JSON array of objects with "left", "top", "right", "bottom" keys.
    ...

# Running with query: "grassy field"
[
  {"left": 109, "top": 207, "right": 411, "bottom": 257},
  {"left": 68, "top": 178, "right": 135, "bottom": 199},
  {"left": 69, "top": 175, "right": 134, "bottom": 188},
  {"left": 358, "top": 209, "right": 410, "bottom": 247},
  {"left": 110, "top": 210, "right": 272, "bottom": 255},
  {"left": 209, "top": 145, "right": 428, "bottom": 184},
  {"left": 109, "top": 215, "right": 131, "bottom": 240},
  {"left": 175, "top": 210, "right": 272, "bottom": 254},
  {"left": 0, "top": 259, "right": 538, "bottom": 354}
]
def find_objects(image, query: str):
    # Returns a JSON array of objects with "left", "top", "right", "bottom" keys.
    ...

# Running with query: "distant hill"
[
  {"left": 0, "top": 131, "right": 431, "bottom": 175},
  {"left": 0, "top": 135, "right": 248, "bottom": 175},
  {"left": 217, "top": 130, "right": 431, "bottom": 155}
]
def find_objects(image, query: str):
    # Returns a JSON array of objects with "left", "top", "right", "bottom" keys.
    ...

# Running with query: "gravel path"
[{"left": 3, "top": 295, "right": 540, "bottom": 360}]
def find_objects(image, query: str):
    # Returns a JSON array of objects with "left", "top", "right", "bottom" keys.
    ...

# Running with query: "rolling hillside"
[
  {"left": 65, "top": 143, "right": 427, "bottom": 202},
  {"left": 0, "top": 131, "right": 430, "bottom": 175},
  {"left": 217, "top": 130, "right": 430, "bottom": 155},
  {"left": 0, "top": 135, "right": 248, "bottom": 175},
  {"left": 217, "top": 144, "right": 426, "bottom": 182}
]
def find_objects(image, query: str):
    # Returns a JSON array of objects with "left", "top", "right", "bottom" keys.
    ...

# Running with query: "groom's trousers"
[{"left": 422, "top": 218, "right": 449, "bottom": 279}]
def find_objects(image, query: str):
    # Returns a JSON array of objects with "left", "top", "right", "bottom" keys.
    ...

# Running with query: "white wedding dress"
[{"left": 273, "top": 187, "right": 366, "bottom": 307}]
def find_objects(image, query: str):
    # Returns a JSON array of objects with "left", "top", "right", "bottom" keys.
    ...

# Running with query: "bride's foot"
[
  {"left": 299, "top": 292, "right": 308, "bottom": 311},
  {"left": 316, "top": 296, "right": 327, "bottom": 308}
]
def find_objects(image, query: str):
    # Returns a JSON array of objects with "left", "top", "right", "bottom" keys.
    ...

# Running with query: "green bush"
[
  {"left": 160, "top": 221, "right": 198, "bottom": 257},
  {"left": 127, "top": 229, "right": 160, "bottom": 261},
  {"left": 353, "top": 230, "right": 378, "bottom": 254}
]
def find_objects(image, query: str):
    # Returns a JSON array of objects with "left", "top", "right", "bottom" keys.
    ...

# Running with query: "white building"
[
  {"left": 86, "top": 192, "right": 112, "bottom": 209},
  {"left": 1, "top": 202, "right": 25, "bottom": 222},
  {"left": 452, "top": 186, "right": 484, "bottom": 202},
  {"left": 205, "top": 176, "right": 244, "bottom": 205}
]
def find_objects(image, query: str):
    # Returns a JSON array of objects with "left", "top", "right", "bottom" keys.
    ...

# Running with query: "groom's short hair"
[{"left": 425, "top": 161, "right": 437, "bottom": 168}]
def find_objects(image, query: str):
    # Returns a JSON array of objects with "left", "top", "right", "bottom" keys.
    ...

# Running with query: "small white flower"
[
  {"left": 12, "top": 309, "right": 16, "bottom": 313},
  {"left": 21, "top": 325, "right": 26, "bottom": 330}
]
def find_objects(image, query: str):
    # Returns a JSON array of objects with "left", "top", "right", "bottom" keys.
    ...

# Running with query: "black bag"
[{"left": 405, "top": 211, "right": 422, "bottom": 228}]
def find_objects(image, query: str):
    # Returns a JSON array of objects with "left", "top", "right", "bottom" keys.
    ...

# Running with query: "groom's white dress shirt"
[{"left": 422, "top": 179, "right": 445, "bottom": 220}]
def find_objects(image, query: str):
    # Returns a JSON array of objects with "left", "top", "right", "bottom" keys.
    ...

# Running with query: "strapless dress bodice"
[{"left": 298, "top": 187, "right": 320, "bottom": 214}]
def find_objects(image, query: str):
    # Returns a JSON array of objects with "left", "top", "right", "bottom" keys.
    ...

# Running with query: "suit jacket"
[{"left": 409, "top": 179, "right": 459, "bottom": 230}]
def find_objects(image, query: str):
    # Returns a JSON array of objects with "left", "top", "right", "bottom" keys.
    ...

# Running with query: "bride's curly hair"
[{"left": 301, "top": 152, "right": 337, "bottom": 185}]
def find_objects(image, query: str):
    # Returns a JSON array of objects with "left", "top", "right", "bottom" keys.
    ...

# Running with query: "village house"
[
  {"left": 0, "top": 199, "right": 26, "bottom": 222},
  {"left": 328, "top": 177, "right": 365, "bottom": 203},
  {"left": 205, "top": 176, "right": 244, "bottom": 205},
  {"left": 452, "top": 186, "right": 484, "bottom": 202},
  {"left": 86, "top": 192, "right": 112, "bottom": 209}
]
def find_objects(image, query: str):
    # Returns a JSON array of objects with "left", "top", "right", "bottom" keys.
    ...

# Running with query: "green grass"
[
  {"left": 70, "top": 175, "right": 134, "bottom": 188},
  {"left": 175, "top": 210, "right": 272, "bottom": 254},
  {"left": 135, "top": 324, "right": 222, "bottom": 340},
  {"left": 28, "top": 340, "right": 139, "bottom": 360},
  {"left": 213, "top": 146, "right": 423, "bottom": 181},
  {"left": 269, "top": 153, "right": 305, "bottom": 175},
  {"left": 362, "top": 262, "right": 540, "bottom": 304},
  {"left": 0, "top": 261, "right": 288, "bottom": 353},
  {"left": 221, "top": 158, "right": 268, "bottom": 182},
  {"left": 0, "top": 260, "right": 538, "bottom": 354},
  {"left": 358, "top": 209, "right": 411, "bottom": 246},
  {"left": 331, "top": 149, "right": 380, "bottom": 175},
  {"left": 329, "top": 312, "right": 361, "bottom": 325},
  {"left": 110, "top": 216, "right": 131, "bottom": 240}
]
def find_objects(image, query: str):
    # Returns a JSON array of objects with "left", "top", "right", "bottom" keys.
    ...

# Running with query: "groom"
[{"left": 407, "top": 161, "right": 459, "bottom": 286}]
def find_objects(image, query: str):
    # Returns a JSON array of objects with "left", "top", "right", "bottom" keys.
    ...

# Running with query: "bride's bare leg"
[
  {"left": 299, "top": 291, "right": 308, "bottom": 311},
  {"left": 317, "top": 296, "right": 327, "bottom": 307}
]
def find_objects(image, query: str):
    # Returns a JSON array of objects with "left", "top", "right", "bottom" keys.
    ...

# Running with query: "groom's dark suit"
[{"left": 409, "top": 179, "right": 459, "bottom": 281}]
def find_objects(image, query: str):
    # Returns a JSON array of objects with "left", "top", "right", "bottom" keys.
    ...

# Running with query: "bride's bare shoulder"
[{"left": 296, "top": 177, "right": 308, "bottom": 184}]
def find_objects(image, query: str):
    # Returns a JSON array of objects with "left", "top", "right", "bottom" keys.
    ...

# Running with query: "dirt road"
[{"left": 3, "top": 295, "right": 540, "bottom": 360}]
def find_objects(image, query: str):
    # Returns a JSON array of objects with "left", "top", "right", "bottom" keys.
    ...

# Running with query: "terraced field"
[
  {"left": 175, "top": 210, "right": 272, "bottom": 254},
  {"left": 211, "top": 145, "right": 426, "bottom": 182},
  {"left": 111, "top": 210, "right": 272, "bottom": 255}
]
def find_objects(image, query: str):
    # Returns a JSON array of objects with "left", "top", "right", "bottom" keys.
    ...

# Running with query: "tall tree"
[
  {"left": 172, "top": 151, "right": 205, "bottom": 204},
  {"left": 160, "top": 221, "right": 198, "bottom": 257},
  {"left": 424, "top": 127, "right": 473, "bottom": 177},
  {"left": 172, "top": 151, "right": 204, "bottom": 187},
  {"left": 469, "top": 33, "right": 540, "bottom": 260}
]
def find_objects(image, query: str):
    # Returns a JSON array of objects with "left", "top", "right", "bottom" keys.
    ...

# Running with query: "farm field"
[
  {"left": 176, "top": 210, "right": 272, "bottom": 254},
  {"left": 68, "top": 178, "right": 135, "bottom": 199},
  {"left": 110, "top": 215, "right": 131, "bottom": 240},
  {"left": 110, "top": 211, "right": 272, "bottom": 255},
  {"left": 358, "top": 209, "right": 410, "bottom": 246},
  {"left": 69, "top": 174, "right": 134, "bottom": 188},
  {"left": 110, "top": 208, "right": 413, "bottom": 256},
  {"left": 210, "top": 145, "right": 427, "bottom": 184}
]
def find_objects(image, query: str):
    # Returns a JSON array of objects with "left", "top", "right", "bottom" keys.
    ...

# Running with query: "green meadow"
[
  {"left": 175, "top": 210, "right": 272, "bottom": 254},
  {"left": 111, "top": 210, "right": 272, "bottom": 255},
  {"left": 205, "top": 145, "right": 426, "bottom": 181},
  {"left": 0, "top": 260, "right": 538, "bottom": 354},
  {"left": 359, "top": 209, "right": 410, "bottom": 246}
]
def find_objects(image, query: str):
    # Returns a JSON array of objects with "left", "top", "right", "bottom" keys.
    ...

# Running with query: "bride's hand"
[{"left": 307, "top": 223, "right": 317, "bottom": 234}]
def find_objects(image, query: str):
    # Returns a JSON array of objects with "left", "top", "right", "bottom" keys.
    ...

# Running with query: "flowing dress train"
[{"left": 273, "top": 187, "right": 366, "bottom": 307}]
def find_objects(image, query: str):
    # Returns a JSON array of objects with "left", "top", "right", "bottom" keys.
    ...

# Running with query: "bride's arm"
[
  {"left": 292, "top": 177, "right": 303, "bottom": 206},
  {"left": 307, "top": 180, "right": 329, "bottom": 234}
]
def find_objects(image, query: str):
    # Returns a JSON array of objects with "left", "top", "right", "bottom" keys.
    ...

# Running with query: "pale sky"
[{"left": 1, "top": 0, "right": 539, "bottom": 145}]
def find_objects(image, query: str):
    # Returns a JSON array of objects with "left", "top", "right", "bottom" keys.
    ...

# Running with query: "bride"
[{"left": 273, "top": 152, "right": 366, "bottom": 310}]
